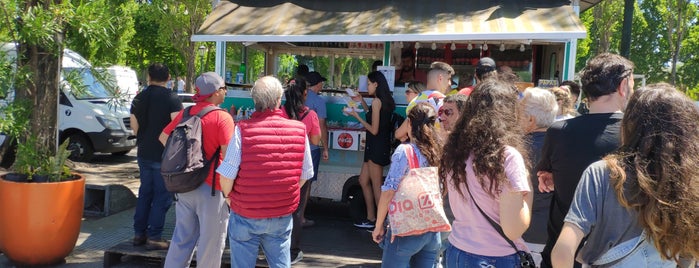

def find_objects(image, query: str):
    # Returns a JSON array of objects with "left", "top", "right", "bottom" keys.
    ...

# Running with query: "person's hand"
[
  {"left": 347, "top": 109, "right": 360, "bottom": 119},
  {"left": 537, "top": 171, "right": 555, "bottom": 192},
  {"left": 322, "top": 148, "right": 329, "bottom": 160},
  {"left": 350, "top": 95, "right": 363, "bottom": 102},
  {"left": 372, "top": 226, "right": 385, "bottom": 244},
  {"left": 224, "top": 197, "right": 231, "bottom": 207}
]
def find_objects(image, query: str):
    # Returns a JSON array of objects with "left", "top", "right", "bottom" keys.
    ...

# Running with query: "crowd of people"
[{"left": 128, "top": 51, "right": 698, "bottom": 268}]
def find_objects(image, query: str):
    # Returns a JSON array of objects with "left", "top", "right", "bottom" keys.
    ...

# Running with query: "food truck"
[{"left": 193, "top": 0, "right": 598, "bottom": 219}]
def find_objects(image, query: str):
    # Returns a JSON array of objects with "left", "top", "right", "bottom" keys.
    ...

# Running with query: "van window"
[{"left": 63, "top": 68, "right": 112, "bottom": 99}]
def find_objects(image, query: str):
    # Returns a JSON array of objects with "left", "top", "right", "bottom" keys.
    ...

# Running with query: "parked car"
[{"left": 177, "top": 93, "right": 195, "bottom": 108}]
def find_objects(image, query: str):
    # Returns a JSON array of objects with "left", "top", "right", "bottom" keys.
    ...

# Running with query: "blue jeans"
[
  {"left": 228, "top": 211, "right": 293, "bottom": 268},
  {"left": 310, "top": 147, "right": 321, "bottom": 181},
  {"left": 133, "top": 158, "right": 173, "bottom": 239},
  {"left": 379, "top": 228, "right": 441, "bottom": 268},
  {"left": 445, "top": 244, "right": 520, "bottom": 268}
]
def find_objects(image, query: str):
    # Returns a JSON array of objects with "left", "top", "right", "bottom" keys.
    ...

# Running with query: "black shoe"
[
  {"left": 132, "top": 235, "right": 146, "bottom": 246},
  {"left": 291, "top": 250, "right": 304, "bottom": 265}
]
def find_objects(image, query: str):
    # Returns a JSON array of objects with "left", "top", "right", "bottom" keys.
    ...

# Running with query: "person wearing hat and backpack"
[{"left": 160, "top": 72, "right": 234, "bottom": 267}]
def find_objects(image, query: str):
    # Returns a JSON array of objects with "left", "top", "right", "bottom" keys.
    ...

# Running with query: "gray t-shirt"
[{"left": 564, "top": 160, "right": 644, "bottom": 265}]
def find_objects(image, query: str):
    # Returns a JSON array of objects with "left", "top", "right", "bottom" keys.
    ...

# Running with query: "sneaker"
[
  {"left": 132, "top": 235, "right": 146, "bottom": 246},
  {"left": 353, "top": 220, "right": 375, "bottom": 229},
  {"left": 290, "top": 250, "right": 304, "bottom": 265},
  {"left": 145, "top": 238, "right": 170, "bottom": 250}
]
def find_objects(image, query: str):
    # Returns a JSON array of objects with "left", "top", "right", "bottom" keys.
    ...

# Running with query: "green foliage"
[
  {"left": 15, "top": 137, "right": 72, "bottom": 182},
  {"left": 578, "top": 0, "right": 699, "bottom": 99}
]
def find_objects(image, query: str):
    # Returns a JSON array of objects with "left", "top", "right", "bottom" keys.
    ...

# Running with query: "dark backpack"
[{"left": 161, "top": 106, "right": 221, "bottom": 195}]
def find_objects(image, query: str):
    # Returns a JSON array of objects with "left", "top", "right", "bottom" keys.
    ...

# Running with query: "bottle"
[{"left": 238, "top": 63, "right": 246, "bottom": 83}]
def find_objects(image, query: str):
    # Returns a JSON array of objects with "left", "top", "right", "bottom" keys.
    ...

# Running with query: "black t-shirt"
[
  {"left": 130, "top": 85, "right": 183, "bottom": 162},
  {"left": 523, "top": 131, "right": 551, "bottom": 244},
  {"left": 536, "top": 113, "right": 622, "bottom": 266}
]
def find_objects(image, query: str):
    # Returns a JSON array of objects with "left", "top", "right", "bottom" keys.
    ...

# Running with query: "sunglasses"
[{"left": 438, "top": 109, "right": 454, "bottom": 117}]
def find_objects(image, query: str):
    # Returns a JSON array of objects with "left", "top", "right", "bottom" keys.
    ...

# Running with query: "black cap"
[
  {"left": 477, "top": 57, "right": 496, "bottom": 68},
  {"left": 476, "top": 57, "right": 496, "bottom": 77},
  {"left": 306, "top": 71, "right": 327, "bottom": 86}
]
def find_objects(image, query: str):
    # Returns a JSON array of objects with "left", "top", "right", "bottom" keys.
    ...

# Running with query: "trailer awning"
[{"left": 193, "top": 0, "right": 587, "bottom": 43}]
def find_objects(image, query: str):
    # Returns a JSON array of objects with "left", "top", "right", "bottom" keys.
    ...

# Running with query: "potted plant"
[{"left": 0, "top": 138, "right": 85, "bottom": 266}]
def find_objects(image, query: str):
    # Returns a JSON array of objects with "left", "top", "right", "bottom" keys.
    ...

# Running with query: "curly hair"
[
  {"left": 407, "top": 102, "right": 442, "bottom": 166},
  {"left": 439, "top": 79, "right": 527, "bottom": 197},
  {"left": 604, "top": 83, "right": 699, "bottom": 261},
  {"left": 548, "top": 87, "right": 574, "bottom": 117}
]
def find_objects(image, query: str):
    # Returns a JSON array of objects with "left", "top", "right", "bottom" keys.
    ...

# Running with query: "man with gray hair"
[
  {"left": 517, "top": 87, "right": 559, "bottom": 265},
  {"left": 217, "top": 76, "right": 313, "bottom": 268}
]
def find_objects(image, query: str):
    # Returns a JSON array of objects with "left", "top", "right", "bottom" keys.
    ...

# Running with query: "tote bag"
[{"left": 388, "top": 145, "right": 451, "bottom": 237}]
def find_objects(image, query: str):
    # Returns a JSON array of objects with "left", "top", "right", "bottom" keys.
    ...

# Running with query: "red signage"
[{"left": 337, "top": 133, "right": 354, "bottom": 148}]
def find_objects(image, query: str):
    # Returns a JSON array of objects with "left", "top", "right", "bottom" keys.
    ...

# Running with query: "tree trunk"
[
  {"left": 619, "top": 0, "right": 634, "bottom": 58},
  {"left": 16, "top": 12, "right": 64, "bottom": 155},
  {"left": 670, "top": 1, "right": 687, "bottom": 85}
]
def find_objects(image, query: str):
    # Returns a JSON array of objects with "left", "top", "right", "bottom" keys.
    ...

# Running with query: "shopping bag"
[{"left": 388, "top": 145, "right": 451, "bottom": 238}]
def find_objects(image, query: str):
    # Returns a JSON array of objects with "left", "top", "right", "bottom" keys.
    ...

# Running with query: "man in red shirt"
[{"left": 160, "top": 72, "right": 235, "bottom": 267}]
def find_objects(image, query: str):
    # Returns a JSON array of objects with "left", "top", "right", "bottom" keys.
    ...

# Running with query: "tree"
[
  {"left": 0, "top": 0, "right": 112, "bottom": 156},
  {"left": 154, "top": 0, "right": 212, "bottom": 92}
]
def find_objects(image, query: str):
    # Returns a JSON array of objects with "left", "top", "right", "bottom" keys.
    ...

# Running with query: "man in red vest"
[{"left": 217, "top": 76, "right": 313, "bottom": 268}]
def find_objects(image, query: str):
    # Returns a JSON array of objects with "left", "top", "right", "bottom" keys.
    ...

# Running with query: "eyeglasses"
[{"left": 438, "top": 108, "right": 454, "bottom": 117}]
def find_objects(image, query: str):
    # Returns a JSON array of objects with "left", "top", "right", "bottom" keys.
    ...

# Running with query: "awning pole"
[
  {"left": 215, "top": 42, "right": 226, "bottom": 78},
  {"left": 384, "top": 42, "right": 391, "bottom": 66}
]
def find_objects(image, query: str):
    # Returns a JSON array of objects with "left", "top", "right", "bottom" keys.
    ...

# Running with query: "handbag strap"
[
  {"left": 464, "top": 182, "right": 521, "bottom": 252},
  {"left": 404, "top": 144, "right": 420, "bottom": 169}
]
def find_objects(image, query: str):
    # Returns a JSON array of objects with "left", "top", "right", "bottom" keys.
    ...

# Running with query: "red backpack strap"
[{"left": 404, "top": 144, "right": 420, "bottom": 169}]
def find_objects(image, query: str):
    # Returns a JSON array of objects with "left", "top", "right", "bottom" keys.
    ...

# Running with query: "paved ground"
[{"left": 0, "top": 152, "right": 382, "bottom": 267}]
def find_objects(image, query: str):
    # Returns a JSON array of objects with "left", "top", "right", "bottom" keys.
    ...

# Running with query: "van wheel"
[
  {"left": 66, "top": 134, "right": 94, "bottom": 162},
  {"left": 111, "top": 150, "right": 130, "bottom": 156},
  {"left": 348, "top": 188, "right": 367, "bottom": 224}
]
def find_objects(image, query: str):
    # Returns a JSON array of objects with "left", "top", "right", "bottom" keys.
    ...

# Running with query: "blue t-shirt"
[
  {"left": 381, "top": 143, "right": 429, "bottom": 192},
  {"left": 305, "top": 90, "right": 327, "bottom": 150},
  {"left": 305, "top": 90, "right": 327, "bottom": 119}
]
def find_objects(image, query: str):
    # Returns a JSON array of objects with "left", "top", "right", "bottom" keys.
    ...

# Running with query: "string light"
[
  {"left": 415, "top": 42, "right": 421, "bottom": 49},
  {"left": 482, "top": 43, "right": 488, "bottom": 51},
  {"left": 520, "top": 44, "right": 526, "bottom": 52},
  {"left": 467, "top": 43, "right": 473, "bottom": 50},
  {"left": 431, "top": 42, "right": 437, "bottom": 50},
  {"left": 450, "top": 42, "right": 456, "bottom": 51},
  {"left": 500, "top": 43, "right": 505, "bottom": 52}
]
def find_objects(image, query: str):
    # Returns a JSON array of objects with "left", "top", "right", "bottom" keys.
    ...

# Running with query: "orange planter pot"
[{"left": 0, "top": 175, "right": 85, "bottom": 266}]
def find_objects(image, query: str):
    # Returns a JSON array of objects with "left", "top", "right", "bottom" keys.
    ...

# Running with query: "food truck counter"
[{"left": 221, "top": 89, "right": 406, "bottom": 171}]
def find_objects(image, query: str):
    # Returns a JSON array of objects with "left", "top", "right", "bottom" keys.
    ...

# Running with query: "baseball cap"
[
  {"left": 477, "top": 57, "right": 496, "bottom": 69},
  {"left": 306, "top": 71, "right": 327, "bottom": 87},
  {"left": 476, "top": 57, "right": 496, "bottom": 77},
  {"left": 193, "top": 72, "right": 225, "bottom": 102}
]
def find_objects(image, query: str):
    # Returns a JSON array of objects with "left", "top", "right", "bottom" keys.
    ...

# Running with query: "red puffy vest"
[{"left": 230, "top": 109, "right": 307, "bottom": 219}]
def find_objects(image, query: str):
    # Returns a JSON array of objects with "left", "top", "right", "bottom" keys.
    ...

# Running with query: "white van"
[
  {"left": 104, "top": 65, "right": 139, "bottom": 102},
  {"left": 0, "top": 43, "right": 136, "bottom": 162}
]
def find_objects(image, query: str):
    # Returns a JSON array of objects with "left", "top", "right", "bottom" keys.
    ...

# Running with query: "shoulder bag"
[
  {"left": 465, "top": 182, "right": 536, "bottom": 268},
  {"left": 388, "top": 145, "right": 451, "bottom": 238}
]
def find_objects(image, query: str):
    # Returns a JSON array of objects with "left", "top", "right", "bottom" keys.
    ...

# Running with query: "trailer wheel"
[
  {"left": 348, "top": 187, "right": 367, "bottom": 224},
  {"left": 111, "top": 150, "right": 130, "bottom": 156},
  {"left": 66, "top": 134, "right": 94, "bottom": 162}
]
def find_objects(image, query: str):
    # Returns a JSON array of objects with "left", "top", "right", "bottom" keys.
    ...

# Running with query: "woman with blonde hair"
[
  {"left": 439, "top": 79, "right": 533, "bottom": 267},
  {"left": 552, "top": 83, "right": 699, "bottom": 267}
]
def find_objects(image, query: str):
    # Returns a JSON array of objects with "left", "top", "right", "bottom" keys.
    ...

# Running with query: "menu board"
[{"left": 377, "top": 66, "right": 396, "bottom": 92}]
